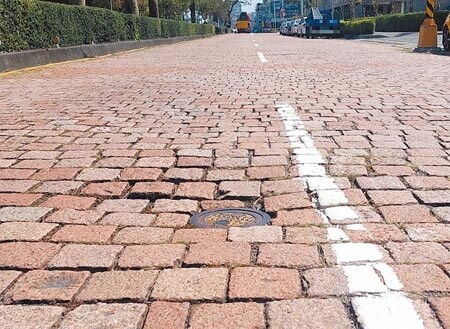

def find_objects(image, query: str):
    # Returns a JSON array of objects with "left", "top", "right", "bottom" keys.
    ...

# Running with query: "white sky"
[{"left": 242, "top": 0, "right": 258, "bottom": 13}]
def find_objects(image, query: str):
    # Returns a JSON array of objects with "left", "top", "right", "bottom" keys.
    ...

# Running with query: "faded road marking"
[
  {"left": 276, "top": 103, "right": 424, "bottom": 329},
  {"left": 257, "top": 52, "right": 267, "bottom": 63}
]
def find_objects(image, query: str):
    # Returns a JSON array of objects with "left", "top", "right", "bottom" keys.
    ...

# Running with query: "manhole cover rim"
[{"left": 190, "top": 207, "right": 271, "bottom": 228}]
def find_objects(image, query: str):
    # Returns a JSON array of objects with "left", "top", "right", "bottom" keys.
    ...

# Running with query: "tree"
[
  {"left": 190, "top": 0, "right": 196, "bottom": 23},
  {"left": 149, "top": 0, "right": 159, "bottom": 17},
  {"left": 123, "top": 0, "right": 140, "bottom": 14}
]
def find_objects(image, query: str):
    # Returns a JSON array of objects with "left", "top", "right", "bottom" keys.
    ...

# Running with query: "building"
[
  {"left": 231, "top": 2, "right": 243, "bottom": 29},
  {"left": 254, "top": 0, "right": 304, "bottom": 31}
]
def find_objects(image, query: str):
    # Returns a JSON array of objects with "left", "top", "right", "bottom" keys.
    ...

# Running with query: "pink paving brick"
[
  {"left": 184, "top": 242, "right": 251, "bottom": 266},
  {"left": 151, "top": 268, "right": 228, "bottom": 302},
  {"left": 144, "top": 302, "right": 190, "bottom": 329},
  {"left": 0, "top": 242, "right": 61, "bottom": 269},
  {"left": 0, "top": 305, "right": 65, "bottom": 329},
  {"left": 51, "top": 225, "right": 116, "bottom": 243},
  {"left": 41, "top": 195, "right": 96, "bottom": 210},
  {"left": 118, "top": 244, "right": 186, "bottom": 269},
  {"left": 229, "top": 267, "right": 301, "bottom": 300}
]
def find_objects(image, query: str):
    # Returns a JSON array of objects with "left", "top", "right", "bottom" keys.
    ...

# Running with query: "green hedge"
[
  {"left": 0, "top": 0, "right": 214, "bottom": 52},
  {"left": 215, "top": 27, "right": 233, "bottom": 34},
  {"left": 374, "top": 11, "right": 449, "bottom": 32},
  {"left": 341, "top": 19, "right": 375, "bottom": 35}
]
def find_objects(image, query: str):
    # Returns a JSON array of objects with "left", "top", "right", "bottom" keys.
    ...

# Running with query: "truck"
[
  {"left": 303, "top": 8, "right": 341, "bottom": 38},
  {"left": 236, "top": 12, "right": 251, "bottom": 33}
]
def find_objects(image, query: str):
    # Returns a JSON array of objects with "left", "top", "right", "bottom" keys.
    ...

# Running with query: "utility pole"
[
  {"left": 273, "top": 0, "right": 277, "bottom": 30},
  {"left": 300, "top": 0, "right": 304, "bottom": 16}
]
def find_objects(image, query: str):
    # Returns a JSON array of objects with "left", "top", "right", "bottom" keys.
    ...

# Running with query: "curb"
[
  {"left": 0, "top": 35, "right": 213, "bottom": 73},
  {"left": 344, "top": 34, "right": 387, "bottom": 39},
  {"left": 413, "top": 47, "right": 450, "bottom": 56}
]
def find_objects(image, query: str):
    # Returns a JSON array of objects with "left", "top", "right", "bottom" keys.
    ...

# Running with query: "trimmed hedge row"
[
  {"left": 374, "top": 11, "right": 449, "bottom": 32},
  {"left": 341, "top": 19, "right": 375, "bottom": 35},
  {"left": 215, "top": 27, "right": 233, "bottom": 34},
  {"left": 0, "top": 0, "right": 214, "bottom": 52}
]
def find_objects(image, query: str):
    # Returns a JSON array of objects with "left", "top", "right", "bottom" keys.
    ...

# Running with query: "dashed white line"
[
  {"left": 255, "top": 43, "right": 259, "bottom": 47},
  {"left": 276, "top": 103, "right": 425, "bottom": 329},
  {"left": 257, "top": 52, "right": 267, "bottom": 63}
]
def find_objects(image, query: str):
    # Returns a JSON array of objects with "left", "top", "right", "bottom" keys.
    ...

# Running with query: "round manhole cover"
[{"left": 190, "top": 208, "right": 271, "bottom": 228}]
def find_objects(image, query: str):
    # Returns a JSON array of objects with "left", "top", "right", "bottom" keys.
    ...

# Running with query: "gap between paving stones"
[{"left": 276, "top": 103, "right": 425, "bottom": 329}]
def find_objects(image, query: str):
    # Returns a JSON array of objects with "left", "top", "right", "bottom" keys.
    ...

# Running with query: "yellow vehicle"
[
  {"left": 236, "top": 12, "right": 251, "bottom": 33},
  {"left": 443, "top": 13, "right": 450, "bottom": 51}
]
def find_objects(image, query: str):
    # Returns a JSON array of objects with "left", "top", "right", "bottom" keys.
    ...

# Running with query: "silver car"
[{"left": 291, "top": 19, "right": 302, "bottom": 37}]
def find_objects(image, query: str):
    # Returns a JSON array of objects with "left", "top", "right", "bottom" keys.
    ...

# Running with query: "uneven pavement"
[{"left": 0, "top": 34, "right": 449, "bottom": 328}]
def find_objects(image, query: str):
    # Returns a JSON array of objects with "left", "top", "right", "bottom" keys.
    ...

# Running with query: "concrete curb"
[
  {"left": 413, "top": 47, "right": 450, "bottom": 56},
  {"left": 344, "top": 34, "right": 387, "bottom": 39},
  {"left": 0, "top": 35, "right": 213, "bottom": 73}
]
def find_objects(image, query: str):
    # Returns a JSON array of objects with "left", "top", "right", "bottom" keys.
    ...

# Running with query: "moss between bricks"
[{"left": 0, "top": 0, "right": 215, "bottom": 52}]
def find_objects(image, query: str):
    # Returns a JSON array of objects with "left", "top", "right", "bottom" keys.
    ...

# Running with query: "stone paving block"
[
  {"left": 51, "top": 225, "right": 116, "bottom": 243},
  {"left": 0, "top": 305, "right": 65, "bottom": 329},
  {"left": 432, "top": 207, "right": 450, "bottom": 222},
  {"left": 99, "top": 212, "right": 155, "bottom": 226},
  {"left": 264, "top": 192, "right": 311, "bottom": 212},
  {"left": 379, "top": 205, "right": 438, "bottom": 223},
  {"left": 372, "top": 165, "right": 415, "bottom": 176},
  {"left": 59, "top": 303, "right": 147, "bottom": 329},
  {"left": 96, "top": 157, "right": 135, "bottom": 168},
  {"left": 367, "top": 190, "right": 417, "bottom": 206},
  {"left": 404, "top": 176, "right": 450, "bottom": 189},
  {"left": 215, "top": 157, "right": 249, "bottom": 168},
  {"left": 153, "top": 213, "right": 189, "bottom": 228},
  {"left": 356, "top": 176, "right": 405, "bottom": 190},
  {"left": 386, "top": 242, "right": 450, "bottom": 264},
  {"left": 164, "top": 168, "right": 205, "bottom": 181},
  {"left": 267, "top": 299, "right": 352, "bottom": 329},
  {"left": 285, "top": 226, "right": 328, "bottom": 244},
  {"left": 200, "top": 199, "right": 245, "bottom": 210},
  {"left": 391, "top": 264, "right": 450, "bottom": 292},
  {"left": 247, "top": 166, "right": 286, "bottom": 180},
  {"left": 113, "top": 227, "right": 173, "bottom": 244},
  {"left": 32, "top": 168, "right": 80, "bottom": 180},
  {"left": 47, "top": 244, "right": 122, "bottom": 270},
  {"left": 151, "top": 268, "right": 228, "bottom": 301},
  {"left": 172, "top": 228, "right": 227, "bottom": 243},
  {"left": 405, "top": 223, "right": 450, "bottom": 242},
  {"left": 7, "top": 270, "right": 89, "bottom": 302},
  {"left": 0, "top": 270, "right": 21, "bottom": 295},
  {"left": 76, "top": 270, "right": 158, "bottom": 302},
  {"left": 0, "top": 193, "right": 43, "bottom": 206},
  {"left": 414, "top": 190, "right": 450, "bottom": 205},
  {"left": 429, "top": 297, "right": 450, "bottom": 329},
  {"left": 14, "top": 160, "right": 56, "bottom": 169},
  {"left": 0, "top": 222, "right": 58, "bottom": 241},
  {"left": 41, "top": 195, "right": 96, "bottom": 210},
  {"left": 257, "top": 244, "right": 321, "bottom": 268},
  {"left": 135, "top": 157, "right": 176, "bottom": 168},
  {"left": 0, "top": 168, "right": 35, "bottom": 179},
  {"left": 76, "top": 168, "right": 121, "bottom": 181},
  {"left": 0, "top": 206, "right": 52, "bottom": 222},
  {"left": 271, "top": 209, "right": 322, "bottom": 226},
  {"left": 261, "top": 179, "right": 303, "bottom": 196},
  {"left": 55, "top": 158, "right": 96, "bottom": 168},
  {"left": 118, "top": 244, "right": 186, "bottom": 269},
  {"left": 219, "top": 181, "right": 261, "bottom": 198},
  {"left": 144, "top": 302, "right": 189, "bottom": 329},
  {"left": 185, "top": 242, "right": 251, "bottom": 266},
  {"left": 97, "top": 199, "right": 149, "bottom": 213},
  {"left": 152, "top": 199, "right": 199, "bottom": 213},
  {"left": 343, "top": 223, "right": 407, "bottom": 243},
  {"left": 229, "top": 267, "right": 300, "bottom": 300},
  {"left": 177, "top": 156, "right": 212, "bottom": 167},
  {"left": 120, "top": 168, "right": 162, "bottom": 181},
  {"left": 35, "top": 180, "right": 84, "bottom": 194},
  {"left": 129, "top": 182, "right": 175, "bottom": 199},
  {"left": 0, "top": 242, "right": 61, "bottom": 269},
  {"left": 228, "top": 226, "right": 282, "bottom": 243},
  {"left": 174, "top": 182, "right": 217, "bottom": 200},
  {"left": 189, "top": 302, "right": 265, "bottom": 329},
  {"left": 81, "top": 182, "right": 129, "bottom": 197},
  {"left": 206, "top": 169, "right": 246, "bottom": 181},
  {"left": 44, "top": 209, "right": 104, "bottom": 225},
  {"left": 0, "top": 180, "right": 39, "bottom": 192},
  {"left": 303, "top": 267, "right": 348, "bottom": 296}
]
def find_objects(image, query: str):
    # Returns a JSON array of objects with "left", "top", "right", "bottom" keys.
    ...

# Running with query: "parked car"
[
  {"left": 280, "top": 22, "right": 287, "bottom": 35},
  {"left": 291, "top": 19, "right": 302, "bottom": 37},
  {"left": 285, "top": 20, "right": 294, "bottom": 36},
  {"left": 298, "top": 17, "right": 307, "bottom": 37},
  {"left": 443, "top": 12, "right": 450, "bottom": 51}
]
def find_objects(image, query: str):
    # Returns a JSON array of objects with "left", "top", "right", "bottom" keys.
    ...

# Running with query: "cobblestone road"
[{"left": 0, "top": 34, "right": 449, "bottom": 328}]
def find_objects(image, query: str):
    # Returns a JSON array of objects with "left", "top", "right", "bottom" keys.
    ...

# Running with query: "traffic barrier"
[{"left": 418, "top": 0, "right": 438, "bottom": 47}]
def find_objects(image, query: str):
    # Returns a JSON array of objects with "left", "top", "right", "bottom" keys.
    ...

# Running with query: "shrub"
[
  {"left": 0, "top": 0, "right": 214, "bottom": 52},
  {"left": 375, "top": 11, "right": 449, "bottom": 32},
  {"left": 341, "top": 19, "right": 375, "bottom": 35}
]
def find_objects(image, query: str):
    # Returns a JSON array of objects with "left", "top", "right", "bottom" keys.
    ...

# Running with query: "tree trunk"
[
  {"left": 148, "top": 0, "right": 159, "bottom": 18},
  {"left": 124, "top": 0, "right": 139, "bottom": 15},
  {"left": 190, "top": 0, "right": 196, "bottom": 23},
  {"left": 78, "top": 0, "right": 86, "bottom": 5}
]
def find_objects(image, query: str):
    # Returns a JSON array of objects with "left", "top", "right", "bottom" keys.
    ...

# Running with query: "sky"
[{"left": 241, "top": 0, "right": 258, "bottom": 13}]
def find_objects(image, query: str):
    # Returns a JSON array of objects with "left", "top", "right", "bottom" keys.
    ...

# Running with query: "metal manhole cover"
[{"left": 190, "top": 208, "right": 271, "bottom": 228}]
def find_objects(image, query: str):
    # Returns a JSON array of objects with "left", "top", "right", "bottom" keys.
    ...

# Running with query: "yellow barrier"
[{"left": 418, "top": 0, "right": 438, "bottom": 47}]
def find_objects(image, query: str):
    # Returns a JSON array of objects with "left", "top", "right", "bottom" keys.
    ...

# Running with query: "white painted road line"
[
  {"left": 255, "top": 43, "right": 259, "bottom": 47},
  {"left": 276, "top": 103, "right": 425, "bottom": 329},
  {"left": 257, "top": 52, "right": 267, "bottom": 63}
]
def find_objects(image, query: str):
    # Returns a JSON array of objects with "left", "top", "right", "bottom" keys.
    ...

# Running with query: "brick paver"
[{"left": 1, "top": 33, "right": 449, "bottom": 328}]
